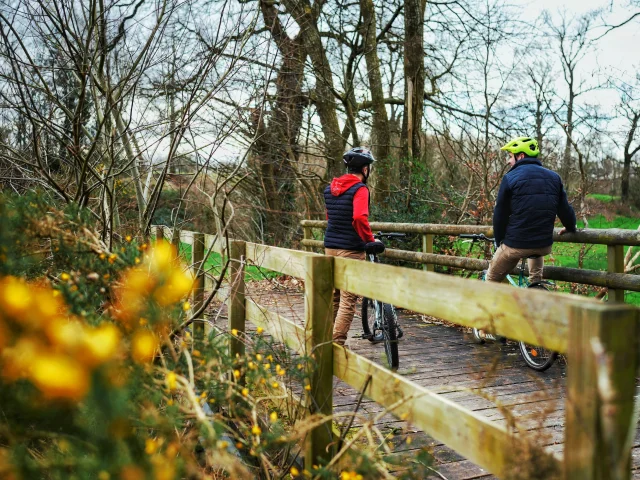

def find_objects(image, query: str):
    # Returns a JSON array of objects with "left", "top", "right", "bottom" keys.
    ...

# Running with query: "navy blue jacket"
[
  {"left": 493, "top": 158, "right": 576, "bottom": 249},
  {"left": 324, "top": 183, "right": 368, "bottom": 251}
]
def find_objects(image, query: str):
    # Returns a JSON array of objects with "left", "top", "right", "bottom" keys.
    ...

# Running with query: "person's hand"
[
  {"left": 558, "top": 226, "right": 575, "bottom": 235},
  {"left": 365, "top": 240, "right": 385, "bottom": 254}
]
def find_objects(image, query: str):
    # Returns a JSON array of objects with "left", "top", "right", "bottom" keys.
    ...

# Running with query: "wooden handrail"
[
  {"left": 300, "top": 239, "right": 640, "bottom": 292},
  {"left": 300, "top": 220, "right": 640, "bottom": 246}
]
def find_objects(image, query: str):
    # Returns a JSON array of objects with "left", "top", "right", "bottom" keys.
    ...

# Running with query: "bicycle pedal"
[
  {"left": 371, "top": 332, "right": 384, "bottom": 343},
  {"left": 483, "top": 333, "right": 506, "bottom": 343},
  {"left": 361, "top": 333, "right": 373, "bottom": 340}
]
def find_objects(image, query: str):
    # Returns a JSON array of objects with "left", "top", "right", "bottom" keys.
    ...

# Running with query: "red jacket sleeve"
[{"left": 352, "top": 187, "right": 375, "bottom": 243}]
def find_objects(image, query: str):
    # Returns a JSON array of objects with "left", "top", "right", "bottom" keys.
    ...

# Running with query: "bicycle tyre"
[
  {"left": 518, "top": 284, "right": 558, "bottom": 372},
  {"left": 473, "top": 270, "right": 487, "bottom": 344},
  {"left": 361, "top": 297, "right": 376, "bottom": 342},
  {"left": 382, "top": 303, "right": 399, "bottom": 370}
]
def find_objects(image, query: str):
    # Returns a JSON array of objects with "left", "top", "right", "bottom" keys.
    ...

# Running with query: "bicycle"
[
  {"left": 361, "top": 232, "right": 406, "bottom": 370},
  {"left": 459, "top": 233, "right": 558, "bottom": 372}
]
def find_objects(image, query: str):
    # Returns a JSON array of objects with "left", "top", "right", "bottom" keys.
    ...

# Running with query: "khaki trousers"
[
  {"left": 324, "top": 248, "right": 365, "bottom": 345},
  {"left": 486, "top": 244, "right": 552, "bottom": 284}
]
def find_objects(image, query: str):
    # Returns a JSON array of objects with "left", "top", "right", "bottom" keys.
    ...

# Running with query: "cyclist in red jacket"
[{"left": 324, "top": 147, "right": 383, "bottom": 345}]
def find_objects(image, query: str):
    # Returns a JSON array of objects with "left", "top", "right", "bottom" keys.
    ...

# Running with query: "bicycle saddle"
[
  {"left": 527, "top": 254, "right": 542, "bottom": 259},
  {"left": 365, "top": 241, "right": 385, "bottom": 254}
]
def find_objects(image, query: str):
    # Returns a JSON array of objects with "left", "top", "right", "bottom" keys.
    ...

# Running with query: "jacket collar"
[{"left": 509, "top": 157, "right": 542, "bottom": 172}]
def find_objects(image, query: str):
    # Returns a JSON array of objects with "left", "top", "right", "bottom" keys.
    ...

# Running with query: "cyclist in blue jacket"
[{"left": 487, "top": 136, "right": 577, "bottom": 285}]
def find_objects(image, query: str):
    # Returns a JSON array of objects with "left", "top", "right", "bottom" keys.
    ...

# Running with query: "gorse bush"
[
  {"left": 0, "top": 193, "right": 437, "bottom": 480},
  {"left": 0, "top": 195, "right": 298, "bottom": 479}
]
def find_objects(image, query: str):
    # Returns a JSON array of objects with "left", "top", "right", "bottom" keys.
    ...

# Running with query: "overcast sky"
[{"left": 523, "top": 0, "right": 638, "bottom": 83}]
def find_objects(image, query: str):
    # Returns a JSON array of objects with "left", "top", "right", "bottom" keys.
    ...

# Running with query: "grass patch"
[
  {"left": 577, "top": 213, "right": 638, "bottom": 229},
  {"left": 178, "top": 242, "right": 281, "bottom": 282},
  {"left": 586, "top": 193, "right": 621, "bottom": 203},
  {"left": 456, "top": 213, "right": 640, "bottom": 306}
]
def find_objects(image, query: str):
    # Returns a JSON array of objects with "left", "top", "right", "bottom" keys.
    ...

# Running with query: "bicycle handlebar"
[
  {"left": 374, "top": 232, "right": 407, "bottom": 239},
  {"left": 458, "top": 233, "right": 494, "bottom": 243}
]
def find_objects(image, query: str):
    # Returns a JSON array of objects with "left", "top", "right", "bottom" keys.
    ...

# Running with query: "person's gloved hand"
[{"left": 365, "top": 240, "right": 385, "bottom": 254}]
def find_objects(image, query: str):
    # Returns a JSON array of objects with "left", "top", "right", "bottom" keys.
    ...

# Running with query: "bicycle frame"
[
  {"left": 504, "top": 258, "right": 529, "bottom": 288},
  {"left": 366, "top": 253, "right": 384, "bottom": 327}
]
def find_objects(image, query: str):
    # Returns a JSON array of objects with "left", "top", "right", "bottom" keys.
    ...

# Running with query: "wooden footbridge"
[{"left": 154, "top": 223, "right": 640, "bottom": 479}]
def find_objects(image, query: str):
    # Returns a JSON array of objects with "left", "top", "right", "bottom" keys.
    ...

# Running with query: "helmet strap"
[{"left": 362, "top": 165, "right": 370, "bottom": 184}]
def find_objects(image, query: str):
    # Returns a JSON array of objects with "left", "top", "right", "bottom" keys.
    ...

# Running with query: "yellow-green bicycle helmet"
[{"left": 500, "top": 137, "right": 539, "bottom": 157}]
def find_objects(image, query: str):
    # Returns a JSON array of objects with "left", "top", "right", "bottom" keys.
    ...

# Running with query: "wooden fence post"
[
  {"left": 303, "top": 226, "right": 313, "bottom": 252},
  {"left": 608, "top": 245, "right": 625, "bottom": 303},
  {"left": 170, "top": 227, "right": 180, "bottom": 250},
  {"left": 422, "top": 233, "right": 434, "bottom": 272},
  {"left": 228, "top": 240, "right": 246, "bottom": 361},
  {"left": 303, "top": 255, "right": 335, "bottom": 470},
  {"left": 564, "top": 304, "right": 639, "bottom": 480},
  {"left": 158, "top": 225, "right": 170, "bottom": 242},
  {"left": 192, "top": 232, "right": 205, "bottom": 341}
]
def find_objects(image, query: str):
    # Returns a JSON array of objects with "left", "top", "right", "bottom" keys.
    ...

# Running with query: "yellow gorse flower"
[
  {"left": 29, "top": 352, "right": 90, "bottom": 401},
  {"left": 114, "top": 241, "right": 193, "bottom": 324},
  {"left": 340, "top": 472, "right": 363, "bottom": 480},
  {"left": 145, "top": 438, "right": 159, "bottom": 455},
  {"left": 165, "top": 372, "right": 177, "bottom": 391},
  {"left": 79, "top": 323, "right": 121, "bottom": 367},
  {"left": 0, "top": 276, "right": 31, "bottom": 317},
  {"left": 131, "top": 330, "right": 158, "bottom": 364},
  {"left": 0, "top": 277, "right": 122, "bottom": 401}
]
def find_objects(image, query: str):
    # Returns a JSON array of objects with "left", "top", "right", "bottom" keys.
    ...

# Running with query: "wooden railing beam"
[{"left": 300, "top": 220, "right": 640, "bottom": 246}]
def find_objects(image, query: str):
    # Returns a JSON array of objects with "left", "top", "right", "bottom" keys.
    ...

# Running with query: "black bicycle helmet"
[{"left": 343, "top": 147, "right": 375, "bottom": 170}]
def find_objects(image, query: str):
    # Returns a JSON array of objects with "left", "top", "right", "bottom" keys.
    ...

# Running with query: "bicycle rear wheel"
[
  {"left": 382, "top": 303, "right": 399, "bottom": 370},
  {"left": 518, "top": 284, "right": 558, "bottom": 372},
  {"left": 361, "top": 297, "right": 377, "bottom": 342}
]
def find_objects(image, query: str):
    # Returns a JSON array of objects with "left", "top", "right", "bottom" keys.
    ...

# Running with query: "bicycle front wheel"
[
  {"left": 382, "top": 303, "right": 399, "bottom": 370},
  {"left": 518, "top": 284, "right": 558, "bottom": 372}
]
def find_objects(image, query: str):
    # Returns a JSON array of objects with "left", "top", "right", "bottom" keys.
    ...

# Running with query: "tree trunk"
[
  {"left": 562, "top": 89, "right": 575, "bottom": 187},
  {"left": 621, "top": 153, "right": 631, "bottom": 201},
  {"left": 255, "top": 0, "right": 308, "bottom": 244},
  {"left": 281, "top": 0, "right": 343, "bottom": 179},
  {"left": 359, "top": 0, "right": 391, "bottom": 199},
  {"left": 621, "top": 111, "right": 638, "bottom": 202},
  {"left": 535, "top": 95, "right": 544, "bottom": 151},
  {"left": 401, "top": 0, "right": 426, "bottom": 161}
]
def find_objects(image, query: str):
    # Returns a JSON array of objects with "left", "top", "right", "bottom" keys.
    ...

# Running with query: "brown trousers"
[
  {"left": 486, "top": 243, "right": 552, "bottom": 283},
  {"left": 324, "top": 248, "right": 365, "bottom": 345}
]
